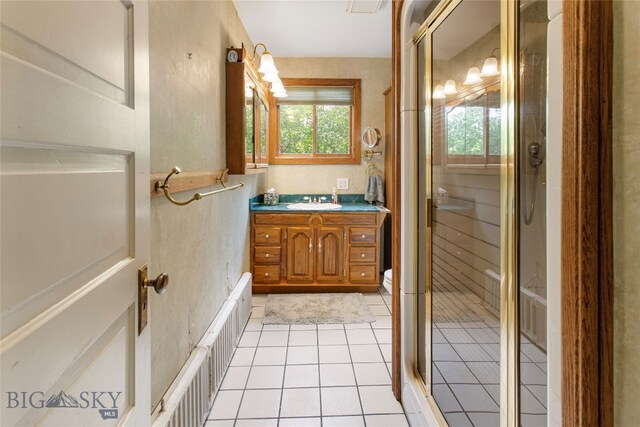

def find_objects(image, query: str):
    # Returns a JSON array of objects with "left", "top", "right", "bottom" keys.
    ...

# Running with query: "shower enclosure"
[{"left": 414, "top": 0, "right": 550, "bottom": 425}]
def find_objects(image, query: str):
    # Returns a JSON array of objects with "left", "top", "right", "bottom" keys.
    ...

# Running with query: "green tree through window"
[{"left": 271, "top": 79, "right": 360, "bottom": 164}]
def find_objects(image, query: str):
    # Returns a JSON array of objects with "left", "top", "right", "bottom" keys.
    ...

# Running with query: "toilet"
[{"left": 383, "top": 269, "right": 392, "bottom": 294}]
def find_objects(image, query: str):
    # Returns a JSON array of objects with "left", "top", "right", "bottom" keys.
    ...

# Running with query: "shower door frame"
[
  {"left": 411, "top": 0, "right": 521, "bottom": 424},
  {"left": 390, "top": 0, "right": 614, "bottom": 425}
]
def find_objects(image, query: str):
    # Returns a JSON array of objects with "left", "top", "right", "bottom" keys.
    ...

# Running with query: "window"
[
  {"left": 441, "top": 83, "right": 500, "bottom": 167},
  {"left": 270, "top": 78, "right": 361, "bottom": 164}
]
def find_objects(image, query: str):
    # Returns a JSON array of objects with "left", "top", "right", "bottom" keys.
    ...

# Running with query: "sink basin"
[{"left": 287, "top": 203, "right": 342, "bottom": 211}]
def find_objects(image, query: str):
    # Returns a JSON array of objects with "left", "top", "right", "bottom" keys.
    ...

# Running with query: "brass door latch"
[{"left": 138, "top": 265, "right": 169, "bottom": 334}]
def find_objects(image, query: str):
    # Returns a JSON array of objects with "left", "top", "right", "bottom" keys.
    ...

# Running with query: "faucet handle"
[
  {"left": 319, "top": 197, "right": 327, "bottom": 203},
  {"left": 303, "top": 196, "right": 311, "bottom": 203}
]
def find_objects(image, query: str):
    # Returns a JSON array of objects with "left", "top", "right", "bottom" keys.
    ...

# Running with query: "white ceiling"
[
  {"left": 233, "top": 0, "right": 392, "bottom": 58},
  {"left": 432, "top": 1, "right": 500, "bottom": 60}
]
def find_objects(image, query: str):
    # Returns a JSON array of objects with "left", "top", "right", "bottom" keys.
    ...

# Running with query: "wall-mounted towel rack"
[{"left": 153, "top": 167, "right": 244, "bottom": 206}]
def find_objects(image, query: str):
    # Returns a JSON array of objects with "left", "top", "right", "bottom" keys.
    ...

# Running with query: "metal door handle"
[{"left": 143, "top": 272, "right": 169, "bottom": 295}]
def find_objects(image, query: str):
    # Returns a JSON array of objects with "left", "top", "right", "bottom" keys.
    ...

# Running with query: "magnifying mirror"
[{"left": 362, "top": 127, "right": 381, "bottom": 150}]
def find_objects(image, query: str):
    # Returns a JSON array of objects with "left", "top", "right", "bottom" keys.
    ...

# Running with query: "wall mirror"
[
  {"left": 362, "top": 126, "right": 381, "bottom": 150},
  {"left": 226, "top": 46, "right": 272, "bottom": 174}
]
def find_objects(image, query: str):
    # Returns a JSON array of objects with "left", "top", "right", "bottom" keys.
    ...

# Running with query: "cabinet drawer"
[
  {"left": 349, "top": 246, "right": 376, "bottom": 263},
  {"left": 349, "top": 227, "right": 377, "bottom": 245},
  {"left": 254, "top": 227, "right": 281, "bottom": 245},
  {"left": 349, "top": 265, "right": 378, "bottom": 283},
  {"left": 255, "top": 246, "right": 281, "bottom": 264},
  {"left": 254, "top": 265, "right": 281, "bottom": 283}
]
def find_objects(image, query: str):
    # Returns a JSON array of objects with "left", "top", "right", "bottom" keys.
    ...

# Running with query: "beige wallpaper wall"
[
  {"left": 613, "top": 1, "right": 640, "bottom": 425},
  {"left": 148, "top": 1, "right": 265, "bottom": 409},
  {"left": 266, "top": 57, "right": 392, "bottom": 196}
]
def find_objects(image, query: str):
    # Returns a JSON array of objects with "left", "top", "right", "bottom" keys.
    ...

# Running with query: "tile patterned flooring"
[
  {"left": 432, "top": 282, "right": 548, "bottom": 427},
  {"left": 205, "top": 289, "right": 408, "bottom": 427}
]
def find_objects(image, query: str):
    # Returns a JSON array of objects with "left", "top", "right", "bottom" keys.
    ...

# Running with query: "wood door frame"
[
  {"left": 561, "top": 0, "right": 613, "bottom": 425},
  {"left": 391, "top": 0, "right": 404, "bottom": 401},
  {"left": 390, "top": 0, "right": 614, "bottom": 422}
]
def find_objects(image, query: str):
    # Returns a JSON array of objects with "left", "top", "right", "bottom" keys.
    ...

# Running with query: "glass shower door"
[
  {"left": 415, "top": 0, "right": 551, "bottom": 425},
  {"left": 416, "top": 0, "right": 506, "bottom": 425}
]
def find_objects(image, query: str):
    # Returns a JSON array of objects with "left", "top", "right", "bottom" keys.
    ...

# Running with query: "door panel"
[
  {"left": 316, "top": 227, "right": 344, "bottom": 283},
  {"left": 286, "top": 227, "right": 314, "bottom": 282},
  {"left": 0, "top": 1, "right": 150, "bottom": 426}
]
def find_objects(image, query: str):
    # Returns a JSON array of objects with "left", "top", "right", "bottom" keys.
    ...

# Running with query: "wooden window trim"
[
  {"left": 441, "top": 80, "right": 501, "bottom": 169},
  {"left": 268, "top": 78, "right": 361, "bottom": 165}
]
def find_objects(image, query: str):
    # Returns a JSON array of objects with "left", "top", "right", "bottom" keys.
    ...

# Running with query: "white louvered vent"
[{"left": 153, "top": 273, "right": 252, "bottom": 427}]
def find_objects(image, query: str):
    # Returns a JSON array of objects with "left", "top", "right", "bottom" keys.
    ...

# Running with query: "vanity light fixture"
[
  {"left": 433, "top": 84, "right": 446, "bottom": 99},
  {"left": 464, "top": 66, "right": 483, "bottom": 85},
  {"left": 443, "top": 80, "right": 458, "bottom": 95},
  {"left": 252, "top": 43, "right": 279, "bottom": 82},
  {"left": 270, "top": 77, "right": 288, "bottom": 98},
  {"left": 480, "top": 48, "right": 500, "bottom": 77}
]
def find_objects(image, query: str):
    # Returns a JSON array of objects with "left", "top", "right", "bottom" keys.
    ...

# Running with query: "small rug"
[{"left": 263, "top": 293, "right": 375, "bottom": 325}]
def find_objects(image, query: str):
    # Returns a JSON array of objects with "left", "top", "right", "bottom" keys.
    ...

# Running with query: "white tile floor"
[
  {"left": 431, "top": 279, "right": 548, "bottom": 427},
  {"left": 205, "top": 288, "right": 407, "bottom": 427}
]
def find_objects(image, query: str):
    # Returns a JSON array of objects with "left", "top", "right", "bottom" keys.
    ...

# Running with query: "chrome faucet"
[
  {"left": 303, "top": 196, "right": 311, "bottom": 203},
  {"left": 319, "top": 196, "right": 327, "bottom": 203}
]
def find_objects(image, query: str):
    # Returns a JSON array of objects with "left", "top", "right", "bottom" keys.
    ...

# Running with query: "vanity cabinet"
[
  {"left": 251, "top": 212, "right": 385, "bottom": 293},
  {"left": 286, "top": 226, "right": 315, "bottom": 282},
  {"left": 226, "top": 47, "right": 271, "bottom": 175}
]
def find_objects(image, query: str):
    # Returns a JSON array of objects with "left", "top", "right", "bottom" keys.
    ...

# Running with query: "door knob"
[{"left": 144, "top": 272, "right": 169, "bottom": 294}]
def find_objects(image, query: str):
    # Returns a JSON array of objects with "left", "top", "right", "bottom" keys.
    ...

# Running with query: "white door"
[{"left": 1, "top": 1, "right": 151, "bottom": 426}]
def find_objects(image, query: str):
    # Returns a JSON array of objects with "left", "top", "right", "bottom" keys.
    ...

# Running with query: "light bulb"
[
  {"left": 443, "top": 80, "right": 457, "bottom": 95},
  {"left": 433, "top": 85, "right": 445, "bottom": 99},
  {"left": 464, "top": 67, "right": 483, "bottom": 85},
  {"left": 480, "top": 56, "right": 499, "bottom": 77}
]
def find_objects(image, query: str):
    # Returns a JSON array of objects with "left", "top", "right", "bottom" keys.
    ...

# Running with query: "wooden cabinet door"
[
  {"left": 286, "top": 227, "right": 315, "bottom": 283},
  {"left": 316, "top": 227, "right": 345, "bottom": 283}
]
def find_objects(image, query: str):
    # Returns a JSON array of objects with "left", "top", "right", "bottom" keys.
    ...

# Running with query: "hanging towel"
[{"left": 364, "top": 174, "right": 385, "bottom": 204}]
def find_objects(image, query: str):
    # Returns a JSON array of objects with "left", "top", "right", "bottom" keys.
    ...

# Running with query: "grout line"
[
  {"left": 343, "top": 326, "right": 367, "bottom": 426},
  {"left": 232, "top": 320, "right": 264, "bottom": 424},
  {"left": 276, "top": 326, "right": 291, "bottom": 423},
  {"left": 316, "top": 323, "right": 323, "bottom": 427}
]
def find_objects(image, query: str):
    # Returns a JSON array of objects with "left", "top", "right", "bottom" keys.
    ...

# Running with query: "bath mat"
[{"left": 262, "top": 293, "right": 375, "bottom": 325}]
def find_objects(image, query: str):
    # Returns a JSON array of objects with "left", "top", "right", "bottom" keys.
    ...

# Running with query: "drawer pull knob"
[
  {"left": 361, "top": 234, "right": 366, "bottom": 239},
  {"left": 361, "top": 253, "right": 366, "bottom": 258},
  {"left": 265, "top": 272, "right": 269, "bottom": 277},
  {"left": 361, "top": 272, "right": 366, "bottom": 277},
  {"left": 265, "top": 254, "right": 270, "bottom": 258},
  {"left": 265, "top": 234, "right": 270, "bottom": 239}
]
